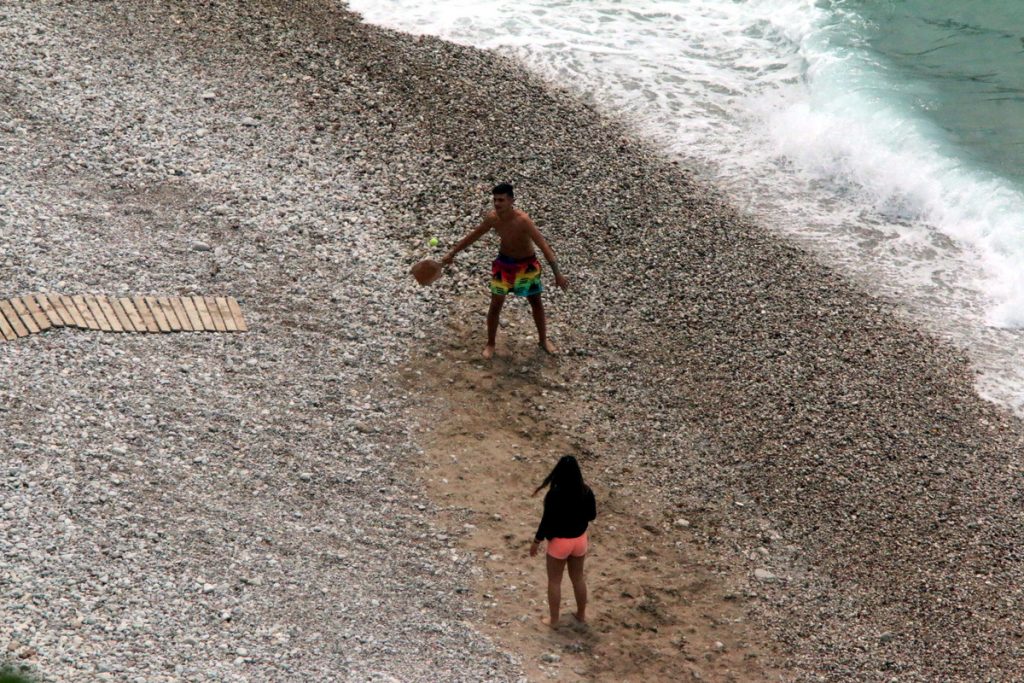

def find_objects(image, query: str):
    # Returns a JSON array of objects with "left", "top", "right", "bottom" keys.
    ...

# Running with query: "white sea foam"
[
  {"left": 349, "top": 0, "right": 1024, "bottom": 409},
  {"left": 757, "top": 4, "right": 1024, "bottom": 328}
]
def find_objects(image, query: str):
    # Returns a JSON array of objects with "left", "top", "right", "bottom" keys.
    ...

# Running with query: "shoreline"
[{"left": 2, "top": 0, "right": 1023, "bottom": 680}]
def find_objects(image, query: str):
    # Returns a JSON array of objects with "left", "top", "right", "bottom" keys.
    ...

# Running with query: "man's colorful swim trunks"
[{"left": 490, "top": 253, "right": 543, "bottom": 297}]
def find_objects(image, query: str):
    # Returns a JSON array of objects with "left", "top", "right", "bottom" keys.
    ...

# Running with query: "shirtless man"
[{"left": 441, "top": 183, "right": 568, "bottom": 359}]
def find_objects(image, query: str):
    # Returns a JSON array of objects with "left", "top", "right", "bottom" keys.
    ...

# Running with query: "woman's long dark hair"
[{"left": 534, "top": 455, "right": 586, "bottom": 497}]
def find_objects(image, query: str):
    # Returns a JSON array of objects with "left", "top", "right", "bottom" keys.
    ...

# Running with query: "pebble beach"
[{"left": 2, "top": 1, "right": 1024, "bottom": 681}]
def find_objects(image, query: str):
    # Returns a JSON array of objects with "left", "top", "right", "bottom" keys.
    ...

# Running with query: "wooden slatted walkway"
[{"left": 0, "top": 293, "right": 247, "bottom": 341}]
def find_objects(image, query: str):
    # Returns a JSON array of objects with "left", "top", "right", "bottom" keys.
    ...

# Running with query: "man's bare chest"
[{"left": 493, "top": 221, "right": 529, "bottom": 242}]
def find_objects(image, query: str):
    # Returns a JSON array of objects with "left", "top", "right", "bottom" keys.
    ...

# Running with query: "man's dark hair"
[{"left": 492, "top": 183, "right": 514, "bottom": 198}]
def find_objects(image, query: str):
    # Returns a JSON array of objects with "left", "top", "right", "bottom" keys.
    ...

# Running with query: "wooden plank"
[
  {"left": 144, "top": 296, "right": 171, "bottom": 332},
  {"left": 84, "top": 295, "right": 112, "bottom": 332},
  {"left": 157, "top": 297, "right": 183, "bottom": 331},
  {"left": 119, "top": 297, "right": 147, "bottom": 332},
  {"left": 180, "top": 296, "right": 203, "bottom": 331},
  {"left": 96, "top": 296, "right": 124, "bottom": 332},
  {"left": 0, "top": 301, "right": 29, "bottom": 337},
  {"left": 71, "top": 295, "right": 101, "bottom": 330},
  {"left": 59, "top": 295, "right": 88, "bottom": 328},
  {"left": 34, "top": 294, "right": 64, "bottom": 328},
  {"left": 9, "top": 297, "right": 41, "bottom": 334},
  {"left": 132, "top": 296, "right": 160, "bottom": 333},
  {"left": 10, "top": 297, "right": 41, "bottom": 334},
  {"left": 192, "top": 296, "right": 216, "bottom": 331},
  {"left": 22, "top": 295, "right": 52, "bottom": 332},
  {"left": 226, "top": 297, "right": 248, "bottom": 332},
  {"left": 0, "top": 306, "right": 17, "bottom": 340},
  {"left": 168, "top": 297, "right": 193, "bottom": 332},
  {"left": 106, "top": 297, "right": 135, "bottom": 332},
  {"left": 215, "top": 297, "right": 237, "bottom": 332},
  {"left": 47, "top": 294, "right": 77, "bottom": 327},
  {"left": 204, "top": 297, "right": 227, "bottom": 332}
]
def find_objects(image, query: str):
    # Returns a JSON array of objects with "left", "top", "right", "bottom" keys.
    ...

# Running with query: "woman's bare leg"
[
  {"left": 544, "top": 555, "right": 567, "bottom": 627},
  {"left": 566, "top": 555, "right": 587, "bottom": 622}
]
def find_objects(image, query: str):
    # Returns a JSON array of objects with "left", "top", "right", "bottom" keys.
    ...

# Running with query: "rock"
[
  {"left": 5, "top": 1, "right": 1023, "bottom": 681},
  {"left": 753, "top": 569, "right": 777, "bottom": 583}
]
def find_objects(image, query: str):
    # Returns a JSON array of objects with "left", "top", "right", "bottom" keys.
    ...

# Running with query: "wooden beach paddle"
[{"left": 410, "top": 259, "right": 443, "bottom": 286}]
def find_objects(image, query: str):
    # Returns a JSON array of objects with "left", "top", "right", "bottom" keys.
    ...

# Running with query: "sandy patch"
[{"left": 402, "top": 300, "right": 784, "bottom": 681}]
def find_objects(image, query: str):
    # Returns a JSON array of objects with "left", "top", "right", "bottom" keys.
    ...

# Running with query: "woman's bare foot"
[
  {"left": 482, "top": 344, "right": 495, "bottom": 359},
  {"left": 568, "top": 612, "right": 587, "bottom": 630},
  {"left": 568, "top": 621, "right": 587, "bottom": 632},
  {"left": 540, "top": 615, "right": 560, "bottom": 629},
  {"left": 539, "top": 339, "right": 557, "bottom": 354}
]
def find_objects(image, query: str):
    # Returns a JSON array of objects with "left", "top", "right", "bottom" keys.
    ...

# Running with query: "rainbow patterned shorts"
[{"left": 490, "top": 253, "right": 543, "bottom": 297}]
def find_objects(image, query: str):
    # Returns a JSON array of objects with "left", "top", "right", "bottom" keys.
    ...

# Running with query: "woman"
[{"left": 530, "top": 455, "right": 597, "bottom": 628}]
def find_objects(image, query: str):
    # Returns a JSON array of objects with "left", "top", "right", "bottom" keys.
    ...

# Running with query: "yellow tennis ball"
[{"left": 428, "top": 237, "right": 439, "bottom": 247}]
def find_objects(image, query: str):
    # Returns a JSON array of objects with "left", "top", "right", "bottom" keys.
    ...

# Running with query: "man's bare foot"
[
  {"left": 540, "top": 616, "right": 560, "bottom": 629},
  {"left": 482, "top": 344, "right": 495, "bottom": 360},
  {"left": 573, "top": 611, "right": 586, "bottom": 624},
  {"left": 539, "top": 339, "right": 557, "bottom": 354}
]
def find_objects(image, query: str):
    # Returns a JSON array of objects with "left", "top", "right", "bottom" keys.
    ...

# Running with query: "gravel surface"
[
  {"left": 3, "top": 1, "right": 1024, "bottom": 681},
  {"left": 1, "top": 2, "right": 521, "bottom": 680}
]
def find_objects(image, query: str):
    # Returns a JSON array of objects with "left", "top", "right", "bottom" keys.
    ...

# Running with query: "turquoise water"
[
  {"left": 854, "top": 0, "right": 1024, "bottom": 184},
  {"left": 350, "top": 0, "right": 1024, "bottom": 411}
]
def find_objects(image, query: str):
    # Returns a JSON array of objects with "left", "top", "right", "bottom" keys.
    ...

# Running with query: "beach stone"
[{"left": 4, "top": 0, "right": 1023, "bottom": 681}]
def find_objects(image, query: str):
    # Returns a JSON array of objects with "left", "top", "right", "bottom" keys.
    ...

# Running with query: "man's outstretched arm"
[
  {"left": 441, "top": 220, "right": 491, "bottom": 266},
  {"left": 527, "top": 221, "right": 568, "bottom": 290}
]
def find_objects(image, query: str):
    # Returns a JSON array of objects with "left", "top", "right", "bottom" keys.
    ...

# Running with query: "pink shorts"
[{"left": 546, "top": 532, "right": 588, "bottom": 560}]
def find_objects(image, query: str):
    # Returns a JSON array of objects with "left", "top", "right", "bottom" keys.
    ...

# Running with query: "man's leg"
[
  {"left": 484, "top": 294, "right": 506, "bottom": 359},
  {"left": 528, "top": 293, "right": 556, "bottom": 354}
]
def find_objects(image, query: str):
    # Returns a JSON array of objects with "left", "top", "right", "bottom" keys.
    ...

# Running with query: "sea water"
[{"left": 347, "top": 0, "right": 1024, "bottom": 413}]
